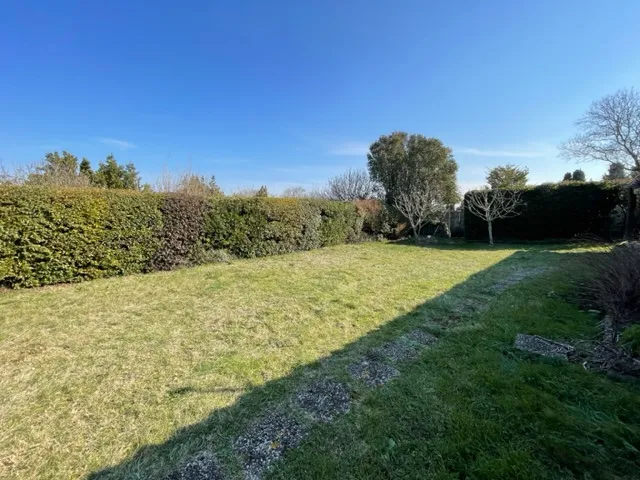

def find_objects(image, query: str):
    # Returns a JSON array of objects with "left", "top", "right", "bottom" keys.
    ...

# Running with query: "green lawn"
[{"left": 1, "top": 242, "right": 638, "bottom": 479}]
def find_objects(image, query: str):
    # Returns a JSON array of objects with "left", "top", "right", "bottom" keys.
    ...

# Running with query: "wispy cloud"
[
  {"left": 455, "top": 146, "right": 545, "bottom": 158},
  {"left": 97, "top": 137, "right": 137, "bottom": 150},
  {"left": 328, "top": 142, "right": 369, "bottom": 156}
]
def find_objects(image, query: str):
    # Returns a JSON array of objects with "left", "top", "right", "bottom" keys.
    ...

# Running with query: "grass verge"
[{"left": 0, "top": 242, "right": 638, "bottom": 479}]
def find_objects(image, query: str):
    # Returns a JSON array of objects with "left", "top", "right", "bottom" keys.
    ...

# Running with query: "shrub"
[
  {"left": 0, "top": 186, "right": 162, "bottom": 287},
  {"left": 150, "top": 194, "right": 208, "bottom": 271},
  {"left": 581, "top": 243, "right": 640, "bottom": 328},
  {"left": 203, "top": 198, "right": 361, "bottom": 257},
  {"left": 316, "top": 200, "right": 363, "bottom": 245},
  {"left": 0, "top": 187, "right": 364, "bottom": 288},
  {"left": 355, "top": 199, "right": 394, "bottom": 237},
  {"left": 464, "top": 182, "right": 626, "bottom": 241}
]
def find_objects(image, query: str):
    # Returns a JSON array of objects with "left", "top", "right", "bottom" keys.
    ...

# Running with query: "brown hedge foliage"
[{"left": 150, "top": 194, "right": 208, "bottom": 271}]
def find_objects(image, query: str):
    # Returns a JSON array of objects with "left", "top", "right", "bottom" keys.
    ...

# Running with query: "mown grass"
[{"left": 0, "top": 242, "right": 638, "bottom": 479}]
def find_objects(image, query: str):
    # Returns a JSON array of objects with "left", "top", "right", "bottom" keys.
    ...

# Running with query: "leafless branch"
[
  {"left": 466, "top": 188, "right": 524, "bottom": 244},
  {"left": 393, "top": 179, "right": 448, "bottom": 241},
  {"left": 560, "top": 88, "right": 640, "bottom": 171}
]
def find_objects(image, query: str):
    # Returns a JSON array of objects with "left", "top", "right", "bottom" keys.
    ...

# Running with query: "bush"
[
  {"left": 464, "top": 182, "right": 626, "bottom": 241},
  {"left": 150, "top": 194, "right": 208, "bottom": 271},
  {"left": 0, "top": 186, "right": 162, "bottom": 287},
  {"left": 355, "top": 199, "right": 394, "bottom": 237},
  {"left": 0, "top": 187, "right": 364, "bottom": 287},
  {"left": 581, "top": 243, "right": 640, "bottom": 328},
  {"left": 203, "top": 197, "right": 361, "bottom": 257}
]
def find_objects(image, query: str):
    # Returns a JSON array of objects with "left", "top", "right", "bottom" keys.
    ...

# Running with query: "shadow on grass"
[
  {"left": 392, "top": 238, "right": 606, "bottom": 251},
  {"left": 87, "top": 247, "right": 631, "bottom": 479}
]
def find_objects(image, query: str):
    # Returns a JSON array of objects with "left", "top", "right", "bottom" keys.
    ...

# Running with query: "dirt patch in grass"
[
  {"left": 347, "top": 358, "right": 399, "bottom": 387},
  {"left": 165, "top": 451, "right": 222, "bottom": 480},
  {"left": 233, "top": 411, "right": 308, "bottom": 480},
  {"left": 293, "top": 379, "right": 352, "bottom": 422}
]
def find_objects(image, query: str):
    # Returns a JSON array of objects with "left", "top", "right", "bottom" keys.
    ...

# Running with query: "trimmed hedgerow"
[
  {"left": 0, "top": 187, "right": 363, "bottom": 288},
  {"left": 0, "top": 186, "right": 163, "bottom": 288},
  {"left": 464, "top": 182, "right": 627, "bottom": 241},
  {"left": 150, "top": 194, "right": 208, "bottom": 271},
  {"left": 203, "top": 197, "right": 361, "bottom": 257}
]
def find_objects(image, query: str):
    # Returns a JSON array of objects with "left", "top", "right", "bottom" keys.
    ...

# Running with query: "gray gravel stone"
[
  {"left": 165, "top": 451, "right": 222, "bottom": 480},
  {"left": 370, "top": 330, "right": 439, "bottom": 363},
  {"left": 293, "top": 379, "right": 351, "bottom": 422},
  {"left": 347, "top": 358, "right": 399, "bottom": 387},
  {"left": 514, "top": 333, "right": 575, "bottom": 360},
  {"left": 405, "top": 329, "right": 439, "bottom": 346},
  {"left": 233, "top": 411, "right": 307, "bottom": 480}
]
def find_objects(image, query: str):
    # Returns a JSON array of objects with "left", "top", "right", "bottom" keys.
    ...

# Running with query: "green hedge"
[
  {"left": 464, "top": 182, "right": 627, "bottom": 241},
  {"left": 0, "top": 187, "right": 363, "bottom": 288}
]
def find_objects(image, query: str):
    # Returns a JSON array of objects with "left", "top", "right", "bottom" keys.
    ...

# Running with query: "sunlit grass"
[{"left": 1, "top": 242, "right": 519, "bottom": 479}]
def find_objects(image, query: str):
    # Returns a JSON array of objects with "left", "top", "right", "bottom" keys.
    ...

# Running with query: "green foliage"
[
  {"left": 367, "top": 132, "right": 459, "bottom": 205},
  {"left": 0, "top": 187, "right": 363, "bottom": 287},
  {"left": 464, "top": 182, "right": 626, "bottom": 241},
  {"left": 78, "top": 158, "right": 93, "bottom": 182},
  {"left": 563, "top": 172, "right": 573, "bottom": 182},
  {"left": 0, "top": 186, "right": 163, "bottom": 287},
  {"left": 203, "top": 198, "right": 361, "bottom": 258},
  {"left": 603, "top": 162, "right": 629, "bottom": 180},
  {"left": 572, "top": 169, "right": 586, "bottom": 182},
  {"left": 486, "top": 164, "right": 529, "bottom": 189},
  {"left": 621, "top": 325, "right": 640, "bottom": 357},
  {"left": 94, "top": 155, "right": 140, "bottom": 189},
  {"left": 255, "top": 185, "right": 269, "bottom": 197}
]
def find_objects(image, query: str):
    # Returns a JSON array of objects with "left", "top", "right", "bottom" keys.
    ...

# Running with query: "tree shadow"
[
  {"left": 87, "top": 248, "right": 591, "bottom": 480},
  {"left": 390, "top": 238, "right": 597, "bottom": 252}
]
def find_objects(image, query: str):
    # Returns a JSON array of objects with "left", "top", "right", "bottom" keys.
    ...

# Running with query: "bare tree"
[
  {"left": 154, "top": 167, "right": 178, "bottom": 193},
  {"left": 466, "top": 188, "right": 523, "bottom": 245},
  {"left": 325, "top": 168, "right": 380, "bottom": 201},
  {"left": 154, "top": 167, "right": 222, "bottom": 196},
  {"left": 281, "top": 186, "right": 307, "bottom": 197},
  {"left": 560, "top": 88, "right": 640, "bottom": 239},
  {"left": 560, "top": 88, "right": 640, "bottom": 172},
  {"left": 393, "top": 179, "right": 448, "bottom": 242}
]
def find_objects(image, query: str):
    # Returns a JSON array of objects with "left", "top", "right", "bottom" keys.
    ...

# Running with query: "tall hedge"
[
  {"left": 0, "top": 187, "right": 163, "bottom": 287},
  {"left": 464, "top": 182, "right": 626, "bottom": 241},
  {"left": 0, "top": 186, "right": 363, "bottom": 288},
  {"left": 203, "top": 198, "right": 362, "bottom": 258}
]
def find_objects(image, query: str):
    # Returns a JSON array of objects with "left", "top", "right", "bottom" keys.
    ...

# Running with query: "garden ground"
[{"left": 1, "top": 242, "right": 639, "bottom": 479}]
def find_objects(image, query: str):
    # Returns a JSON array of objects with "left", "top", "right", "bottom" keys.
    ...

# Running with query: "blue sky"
[{"left": 1, "top": 1, "right": 639, "bottom": 193}]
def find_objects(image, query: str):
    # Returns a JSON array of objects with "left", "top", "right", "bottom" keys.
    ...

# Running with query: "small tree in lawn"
[
  {"left": 466, "top": 188, "right": 524, "bottom": 245},
  {"left": 393, "top": 178, "right": 447, "bottom": 242}
]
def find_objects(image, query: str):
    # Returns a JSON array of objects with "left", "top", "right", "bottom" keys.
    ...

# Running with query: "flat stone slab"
[
  {"left": 233, "top": 411, "right": 307, "bottom": 480},
  {"left": 347, "top": 358, "right": 399, "bottom": 387},
  {"left": 165, "top": 451, "right": 222, "bottom": 480},
  {"left": 293, "top": 379, "right": 351, "bottom": 422},
  {"left": 491, "top": 267, "right": 547, "bottom": 293},
  {"left": 514, "top": 334, "right": 575, "bottom": 360},
  {"left": 370, "top": 330, "right": 439, "bottom": 363}
]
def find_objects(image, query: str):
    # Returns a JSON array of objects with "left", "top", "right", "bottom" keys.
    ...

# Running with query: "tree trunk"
[
  {"left": 412, "top": 224, "right": 419, "bottom": 243},
  {"left": 488, "top": 220, "right": 494, "bottom": 245},
  {"left": 624, "top": 187, "right": 637, "bottom": 240}
]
